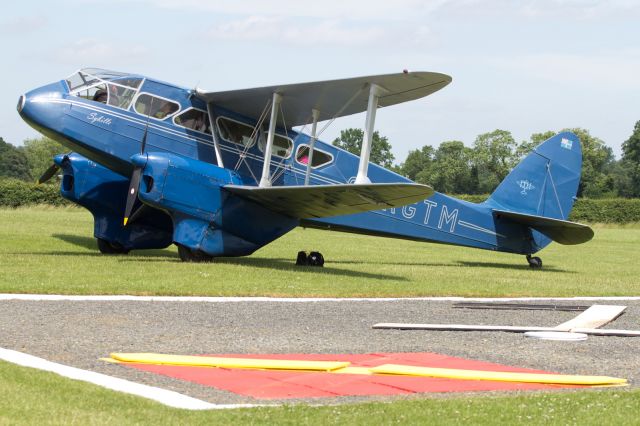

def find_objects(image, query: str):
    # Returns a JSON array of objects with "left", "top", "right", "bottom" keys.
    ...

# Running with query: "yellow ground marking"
[
  {"left": 107, "top": 353, "right": 627, "bottom": 386},
  {"left": 369, "top": 364, "right": 627, "bottom": 386},
  {"left": 109, "top": 353, "right": 349, "bottom": 372}
]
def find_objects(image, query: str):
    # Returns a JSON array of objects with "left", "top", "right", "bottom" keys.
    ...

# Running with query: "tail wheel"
[
  {"left": 526, "top": 254, "right": 542, "bottom": 269},
  {"left": 177, "top": 244, "right": 213, "bottom": 263},
  {"left": 97, "top": 238, "right": 130, "bottom": 255}
]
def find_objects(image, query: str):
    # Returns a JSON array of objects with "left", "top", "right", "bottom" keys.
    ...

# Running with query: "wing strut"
[
  {"left": 259, "top": 92, "right": 282, "bottom": 187},
  {"left": 304, "top": 108, "right": 320, "bottom": 186},
  {"left": 355, "top": 84, "right": 385, "bottom": 184},
  {"left": 206, "top": 103, "right": 225, "bottom": 168}
]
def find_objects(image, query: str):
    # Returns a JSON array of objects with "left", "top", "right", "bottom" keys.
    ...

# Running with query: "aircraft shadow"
[
  {"left": 52, "top": 234, "right": 97, "bottom": 250},
  {"left": 51, "top": 234, "right": 176, "bottom": 258},
  {"left": 331, "top": 259, "right": 572, "bottom": 273},
  {"left": 455, "top": 261, "right": 574, "bottom": 273},
  {"left": 213, "top": 257, "right": 408, "bottom": 281}
]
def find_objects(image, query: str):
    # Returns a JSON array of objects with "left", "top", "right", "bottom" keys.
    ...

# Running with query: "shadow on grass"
[
  {"left": 52, "top": 234, "right": 96, "bottom": 250},
  {"left": 51, "top": 234, "right": 176, "bottom": 258},
  {"left": 331, "top": 258, "right": 573, "bottom": 273},
  {"left": 456, "top": 261, "right": 574, "bottom": 273},
  {"left": 211, "top": 257, "right": 407, "bottom": 281},
  {"left": 117, "top": 256, "right": 406, "bottom": 280}
]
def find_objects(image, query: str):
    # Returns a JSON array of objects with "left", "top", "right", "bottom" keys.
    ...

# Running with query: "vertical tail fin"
[{"left": 486, "top": 132, "right": 582, "bottom": 221}]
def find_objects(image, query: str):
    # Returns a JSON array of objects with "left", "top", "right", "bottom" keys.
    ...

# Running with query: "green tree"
[
  {"left": 515, "top": 131, "right": 555, "bottom": 160},
  {"left": 22, "top": 136, "right": 66, "bottom": 183},
  {"left": 565, "top": 128, "right": 614, "bottom": 198},
  {"left": 471, "top": 130, "right": 517, "bottom": 194},
  {"left": 401, "top": 145, "right": 434, "bottom": 182},
  {"left": 618, "top": 120, "right": 640, "bottom": 197},
  {"left": 427, "top": 141, "right": 475, "bottom": 194},
  {"left": 0, "top": 137, "right": 32, "bottom": 181},
  {"left": 332, "top": 128, "right": 395, "bottom": 168}
]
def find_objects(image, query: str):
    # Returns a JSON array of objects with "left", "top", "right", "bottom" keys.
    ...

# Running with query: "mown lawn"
[
  {"left": 1, "top": 360, "right": 639, "bottom": 426},
  {"left": 1, "top": 207, "right": 639, "bottom": 424},
  {"left": 0, "top": 206, "right": 638, "bottom": 297}
]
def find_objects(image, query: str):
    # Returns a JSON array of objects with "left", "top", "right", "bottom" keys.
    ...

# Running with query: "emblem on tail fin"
[
  {"left": 516, "top": 179, "right": 535, "bottom": 195},
  {"left": 560, "top": 138, "right": 573, "bottom": 150}
]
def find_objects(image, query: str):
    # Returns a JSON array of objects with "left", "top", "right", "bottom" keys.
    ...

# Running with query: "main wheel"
[
  {"left": 526, "top": 255, "right": 542, "bottom": 269},
  {"left": 296, "top": 251, "right": 308, "bottom": 266},
  {"left": 97, "top": 238, "right": 130, "bottom": 255},
  {"left": 177, "top": 244, "right": 213, "bottom": 262},
  {"left": 307, "top": 251, "right": 325, "bottom": 267}
]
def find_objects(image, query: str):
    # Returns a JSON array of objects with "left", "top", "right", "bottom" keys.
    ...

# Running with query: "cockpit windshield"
[{"left": 66, "top": 68, "right": 143, "bottom": 111}]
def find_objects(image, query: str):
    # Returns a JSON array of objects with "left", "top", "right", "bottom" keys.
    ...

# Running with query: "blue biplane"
[{"left": 17, "top": 68, "right": 593, "bottom": 268}]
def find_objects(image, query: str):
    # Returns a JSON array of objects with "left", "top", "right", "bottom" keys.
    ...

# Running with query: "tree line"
[
  {"left": 333, "top": 121, "right": 640, "bottom": 198},
  {"left": 1, "top": 121, "right": 639, "bottom": 198}
]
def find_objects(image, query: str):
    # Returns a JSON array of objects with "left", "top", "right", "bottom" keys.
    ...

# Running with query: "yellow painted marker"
[
  {"left": 370, "top": 364, "right": 627, "bottom": 386},
  {"left": 110, "top": 353, "right": 350, "bottom": 372}
]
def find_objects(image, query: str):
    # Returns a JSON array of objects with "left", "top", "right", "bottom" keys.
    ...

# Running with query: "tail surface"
[
  {"left": 485, "top": 132, "right": 593, "bottom": 248},
  {"left": 486, "top": 131, "right": 581, "bottom": 219}
]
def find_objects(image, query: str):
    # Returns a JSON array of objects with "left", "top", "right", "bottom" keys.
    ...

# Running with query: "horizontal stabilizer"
[
  {"left": 494, "top": 209, "right": 593, "bottom": 245},
  {"left": 224, "top": 183, "right": 434, "bottom": 219}
]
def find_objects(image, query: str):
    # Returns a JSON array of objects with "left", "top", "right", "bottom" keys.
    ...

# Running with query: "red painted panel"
[{"left": 123, "top": 352, "right": 579, "bottom": 400}]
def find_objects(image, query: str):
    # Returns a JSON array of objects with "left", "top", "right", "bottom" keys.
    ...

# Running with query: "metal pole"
[
  {"left": 304, "top": 109, "right": 320, "bottom": 186},
  {"left": 355, "top": 84, "right": 381, "bottom": 184},
  {"left": 206, "top": 103, "right": 224, "bottom": 168},
  {"left": 259, "top": 92, "right": 282, "bottom": 187}
]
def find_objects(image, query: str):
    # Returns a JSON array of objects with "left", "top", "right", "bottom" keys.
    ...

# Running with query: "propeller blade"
[
  {"left": 37, "top": 163, "right": 60, "bottom": 184},
  {"left": 140, "top": 122, "right": 148, "bottom": 154},
  {"left": 123, "top": 121, "right": 150, "bottom": 226},
  {"left": 123, "top": 168, "right": 142, "bottom": 226}
]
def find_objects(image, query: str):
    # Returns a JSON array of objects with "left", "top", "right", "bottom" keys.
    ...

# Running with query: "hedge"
[
  {"left": 1, "top": 179, "right": 639, "bottom": 223},
  {"left": 0, "top": 178, "right": 69, "bottom": 207}
]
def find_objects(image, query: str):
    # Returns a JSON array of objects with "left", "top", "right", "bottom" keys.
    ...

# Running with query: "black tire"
[
  {"left": 307, "top": 251, "right": 325, "bottom": 267},
  {"left": 177, "top": 244, "right": 213, "bottom": 263},
  {"left": 296, "top": 251, "right": 308, "bottom": 266},
  {"left": 97, "top": 238, "right": 130, "bottom": 255},
  {"left": 526, "top": 255, "right": 542, "bottom": 269}
]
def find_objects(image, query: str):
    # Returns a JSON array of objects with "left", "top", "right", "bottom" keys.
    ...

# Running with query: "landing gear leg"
[
  {"left": 526, "top": 254, "right": 542, "bottom": 269},
  {"left": 296, "top": 251, "right": 324, "bottom": 267},
  {"left": 97, "top": 238, "right": 130, "bottom": 255},
  {"left": 177, "top": 244, "right": 213, "bottom": 263}
]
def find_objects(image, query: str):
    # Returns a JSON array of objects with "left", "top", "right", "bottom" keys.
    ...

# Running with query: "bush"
[
  {"left": 0, "top": 178, "right": 69, "bottom": 207},
  {"left": 569, "top": 198, "right": 640, "bottom": 223}
]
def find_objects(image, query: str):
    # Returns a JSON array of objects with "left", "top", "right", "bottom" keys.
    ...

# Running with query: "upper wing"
[
  {"left": 493, "top": 209, "right": 594, "bottom": 245},
  {"left": 196, "top": 72, "right": 451, "bottom": 127},
  {"left": 224, "top": 183, "right": 434, "bottom": 219}
]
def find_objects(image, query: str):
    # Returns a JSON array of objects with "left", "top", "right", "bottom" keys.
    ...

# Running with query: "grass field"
[
  {"left": 2, "top": 360, "right": 639, "bottom": 426},
  {"left": 1, "top": 206, "right": 640, "bottom": 425},
  {"left": 0, "top": 206, "right": 639, "bottom": 297}
]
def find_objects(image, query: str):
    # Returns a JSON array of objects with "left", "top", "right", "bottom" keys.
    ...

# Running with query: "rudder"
[{"left": 485, "top": 132, "right": 582, "bottom": 221}]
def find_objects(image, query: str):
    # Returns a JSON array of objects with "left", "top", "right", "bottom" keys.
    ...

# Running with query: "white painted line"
[
  {"left": 0, "top": 348, "right": 264, "bottom": 410},
  {"left": 1, "top": 294, "right": 640, "bottom": 303}
]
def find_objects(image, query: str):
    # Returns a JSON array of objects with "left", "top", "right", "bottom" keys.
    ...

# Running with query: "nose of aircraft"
[
  {"left": 18, "top": 81, "right": 68, "bottom": 134},
  {"left": 16, "top": 94, "right": 26, "bottom": 114}
]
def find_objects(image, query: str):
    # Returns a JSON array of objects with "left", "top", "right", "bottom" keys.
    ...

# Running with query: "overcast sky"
[{"left": 2, "top": 0, "right": 639, "bottom": 162}]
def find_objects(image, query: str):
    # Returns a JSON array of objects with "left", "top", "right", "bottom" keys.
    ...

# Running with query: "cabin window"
[
  {"left": 134, "top": 93, "right": 179, "bottom": 119},
  {"left": 106, "top": 83, "right": 137, "bottom": 109},
  {"left": 73, "top": 84, "right": 107, "bottom": 102},
  {"left": 67, "top": 70, "right": 143, "bottom": 111},
  {"left": 216, "top": 117, "right": 258, "bottom": 148},
  {"left": 295, "top": 144, "right": 333, "bottom": 168},
  {"left": 174, "top": 109, "right": 211, "bottom": 134},
  {"left": 258, "top": 133, "right": 294, "bottom": 159}
]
